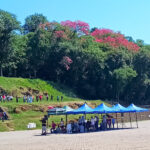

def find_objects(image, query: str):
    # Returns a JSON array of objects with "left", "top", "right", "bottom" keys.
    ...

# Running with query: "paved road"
[{"left": 0, "top": 121, "right": 150, "bottom": 150}]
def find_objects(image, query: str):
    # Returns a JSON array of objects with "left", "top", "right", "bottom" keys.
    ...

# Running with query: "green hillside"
[
  {"left": 0, "top": 77, "right": 103, "bottom": 132},
  {"left": 0, "top": 77, "right": 81, "bottom": 101}
]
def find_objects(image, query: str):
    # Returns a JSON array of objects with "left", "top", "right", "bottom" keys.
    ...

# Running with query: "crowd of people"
[
  {"left": 0, "top": 94, "right": 64, "bottom": 103},
  {"left": 42, "top": 115, "right": 116, "bottom": 135}
]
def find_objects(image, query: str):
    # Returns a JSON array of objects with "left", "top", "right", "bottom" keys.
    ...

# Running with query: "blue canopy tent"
[
  {"left": 127, "top": 104, "right": 149, "bottom": 112},
  {"left": 93, "top": 103, "right": 114, "bottom": 114},
  {"left": 92, "top": 103, "right": 114, "bottom": 126},
  {"left": 67, "top": 103, "right": 94, "bottom": 115},
  {"left": 63, "top": 106, "right": 74, "bottom": 125},
  {"left": 47, "top": 107, "right": 66, "bottom": 116},
  {"left": 112, "top": 103, "right": 132, "bottom": 113},
  {"left": 111, "top": 103, "right": 134, "bottom": 128},
  {"left": 127, "top": 104, "right": 149, "bottom": 128},
  {"left": 63, "top": 106, "right": 74, "bottom": 113},
  {"left": 47, "top": 103, "right": 149, "bottom": 130}
]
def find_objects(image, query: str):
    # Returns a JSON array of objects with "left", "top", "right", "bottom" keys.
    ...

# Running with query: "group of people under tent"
[{"left": 42, "top": 115, "right": 116, "bottom": 135}]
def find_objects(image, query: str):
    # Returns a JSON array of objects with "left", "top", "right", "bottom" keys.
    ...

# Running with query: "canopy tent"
[
  {"left": 127, "top": 104, "right": 149, "bottom": 128},
  {"left": 111, "top": 103, "right": 132, "bottom": 113},
  {"left": 63, "top": 106, "right": 74, "bottom": 113},
  {"left": 93, "top": 103, "right": 114, "bottom": 114},
  {"left": 127, "top": 104, "right": 149, "bottom": 112},
  {"left": 67, "top": 103, "right": 93, "bottom": 114},
  {"left": 47, "top": 107, "right": 66, "bottom": 116},
  {"left": 111, "top": 103, "right": 132, "bottom": 128},
  {"left": 47, "top": 103, "right": 149, "bottom": 129}
]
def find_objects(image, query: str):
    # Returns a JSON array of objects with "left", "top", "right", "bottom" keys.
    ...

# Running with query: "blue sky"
[{"left": 1, "top": 0, "right": 150, "bottom": 43}]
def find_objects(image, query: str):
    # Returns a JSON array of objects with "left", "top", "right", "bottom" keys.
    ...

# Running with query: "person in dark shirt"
[
  {"left": 61, "top": 96, "right": 63, "bottom": 101},
  {"left": 86, "top": 119, "right": 91, "bottom": 132},
  {"left": 57, "top": 96, "right": 59, "bottom": 102},
  {"left": 41, "top": 118, "right": 47, "bottom": 135},
  {"left": 16, "top": 96, "right": 19, "bottom": 103},
  {"left": 51, "top": 95, "right": 53, "bottom": 101},
  {"left": 36, "top": 95, "right": 39, "bottom": 102}
]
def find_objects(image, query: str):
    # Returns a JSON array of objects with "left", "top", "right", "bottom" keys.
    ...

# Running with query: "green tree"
[
  {"left": 136, "top": 39, "right": 144, "bottom": 47},
  {"left": 26, "top": 29, "right": 52, "bottom": 78},
  {"left": 23, "top": 13, "right": 48, "bottom": 34},
  {"left": 113, "top": 66, "right": 137, "bottom": 101},
  {"left": 10, "top": 34, "right": 28, "bottom": 77},
  {"left": 0, "top": 10, "right": 20, "bottom": 76}
]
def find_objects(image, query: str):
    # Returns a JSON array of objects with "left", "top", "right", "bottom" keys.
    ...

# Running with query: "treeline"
[{"left": 1, "top": 9, "right": 150, "bottom": 104}]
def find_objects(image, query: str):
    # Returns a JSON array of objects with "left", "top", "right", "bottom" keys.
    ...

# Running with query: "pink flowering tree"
[
  {"left": 61, "top": 20, "right": 90, "bottom": 35},
  {"left": 91, "top": 29, "right": 139, "bottom": 51},
  {"left": 60, "top": 56, "right": 73, "bottom": 70},
  {"left": 54, "top": 30, "right": 68, "bottom": 40}
]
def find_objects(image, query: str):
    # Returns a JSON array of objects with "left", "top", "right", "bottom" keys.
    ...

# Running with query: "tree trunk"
[
  {"left": 34, "top": 70, "right": 37, "bottom": 78},
  {"left": 0, "top": 67, "right": 3, "bottom": 76},
  {"left": 14, "top": 69, "right": 17, "bottom": 77},
  {"left": 29, "top": 72, "right": 31, "bottom": 78}
]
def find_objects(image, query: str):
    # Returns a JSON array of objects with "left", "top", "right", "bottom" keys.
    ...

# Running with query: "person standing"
[
  {"left": 61, "top": 96, "right": 63, "bottom": 101},
  {"left": 39, "top": 95, "right": 42, "bottom": 101},
  {"left": 51, "top": 95, "right": 53, "bottom": 101},
  {"left": 23, "top": 95, "right": 26, "bottom": 103},
  {"left": 0, "top": 95, "right": 2, "bottom": 102},
  {"left": 27, "top": 95, "right": 30, "bottom": 103},
  {"left": 41, "top": 118, "right": 47, "bottom": 135},
  {"left": 32, "top": 95, "right": 34, "bottom": 102},
  {"left": 94, "top": 116, "right": 99, "bottom": 131},
  {"left": 2, "top": 95, "right": 6, "bottom": 102},
  {"left": 46, "top": 94, "right": 49, "bottom": 101},
  {"left": 112, "top": 117, "right": 115, "bottom": 129},
  {"left": 36, "top": 95, "right": 39, "bottom": 102},
  {"left": 91, "top": 117, "right": 95, "bottom": 131},
  {"left": 16, "top": 96, "right": 19, "bottom": 103},
  {"left": 57, "top": 96, "right": 59, "bottom": 102},
  {"left": 103, "top": 115, "right": 107, "bottom": 130}
]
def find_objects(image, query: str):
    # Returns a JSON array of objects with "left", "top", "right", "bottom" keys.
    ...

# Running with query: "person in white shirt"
[
  {"left": 67, "top": 122, "right": 72, "bottom": 134},
  {"left": 91, "top": 117, "right": 95, "bottom": 131},
  {"left": 112, "top": 117, "right": 115, "bottom": 129}
]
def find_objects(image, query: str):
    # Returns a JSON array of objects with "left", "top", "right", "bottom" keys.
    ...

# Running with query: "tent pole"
[
  {"left": 135, "top": 112, "right": 138, "bottom": 128},
  {"left": 121, "top": 113, "right": 123, "bottom": 129},
  {"left": 129, "top": 112, "right": 132, "bottom": 128},
  {"left": 84, "top": 114, "right": 86, "bottom": 119},
  {"left": 116, "top": 113, "right": 118, "bottom": 129},
  {"left": 47, "top": 115, "right": 49, "bottom": 129},
  {"left": 66, "top": 114, "right": 68, "bottom": 126}
]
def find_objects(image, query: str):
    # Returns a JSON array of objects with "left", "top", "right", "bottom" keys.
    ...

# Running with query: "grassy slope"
[
  {"left": 0, "top": 77, "right": 78, "bottom": 100},
  {"left": 0, "top": 77, "right": 104, "bottom": 132}
]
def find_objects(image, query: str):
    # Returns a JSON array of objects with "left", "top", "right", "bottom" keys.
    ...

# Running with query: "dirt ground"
[{"left": 0, "top": 121, "right": 150, "bottom": 150}]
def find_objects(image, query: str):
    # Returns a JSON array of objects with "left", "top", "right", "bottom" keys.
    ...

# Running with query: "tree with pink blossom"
[
  {"left": 61, "top": 20, "right": 89, "bottom": 35},
  {"left": 91, "top": 29, "right": 140, "bottom": 51},
  {"left": 60, "top": 56, "right": 73, "bottom": 70}
]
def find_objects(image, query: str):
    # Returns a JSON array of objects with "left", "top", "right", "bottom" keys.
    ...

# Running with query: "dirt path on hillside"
[{"left": 0, "top": 121, "right": 150, "bottom": 150}]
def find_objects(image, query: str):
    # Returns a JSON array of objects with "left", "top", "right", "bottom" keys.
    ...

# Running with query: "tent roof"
[
  {"left": 112, "top": 103, "right": 131, "bottom": 113},
  {"left": 67, "top": 103, "right": 93, "bottom": 114},
  {"left": 93, "top": 103, "right": 114, "bottom": 113},
  {"left": 127, "top": 104, "right": 149, "bottom": 112},
  {"left": 63, "top": 106, "right": 74, "bottom": 112},
  {"left": 47, "top": 107, "right": 66, "bottom": 115}
]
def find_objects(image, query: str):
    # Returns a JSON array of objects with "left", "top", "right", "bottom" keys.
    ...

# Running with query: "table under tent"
[{"left": 47, "top": 103, "right": 149, "bottom": 130}]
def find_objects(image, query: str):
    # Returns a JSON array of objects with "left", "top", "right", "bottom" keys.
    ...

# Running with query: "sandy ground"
[{"left": 0, "top": 121, "right": 150, "bottom": 150}]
